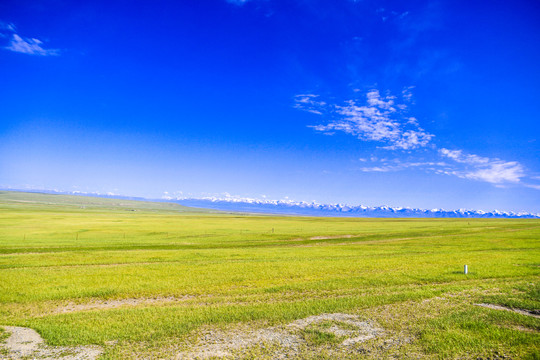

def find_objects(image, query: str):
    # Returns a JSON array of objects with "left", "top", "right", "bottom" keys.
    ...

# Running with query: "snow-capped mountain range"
[
  {"left": 169, "top": 196, "right": 540, "bottom": 218},
  {"left": 3, "top": 188, "right": 538, "bottom": 218}
]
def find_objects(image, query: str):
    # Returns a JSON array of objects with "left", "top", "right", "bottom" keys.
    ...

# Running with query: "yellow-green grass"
[{"left": 0, "top": 191, "right": 538, "bottom": 359}]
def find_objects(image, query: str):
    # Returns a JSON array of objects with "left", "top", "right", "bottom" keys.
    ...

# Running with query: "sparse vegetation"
[
  {"left": 301, "top": 328, "right": 341, "bottom": 346},
  {"left": 0, "top": 191, "right": 538, "bottom": 359}
]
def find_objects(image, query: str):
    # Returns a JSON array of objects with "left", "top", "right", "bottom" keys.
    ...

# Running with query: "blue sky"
[{"left": 1, "top": 0, "right": 540, "bottom": 212}]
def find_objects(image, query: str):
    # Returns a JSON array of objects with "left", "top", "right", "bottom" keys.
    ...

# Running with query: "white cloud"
[
  {"left": 383, "top": 129, "right": 433, "bottom": 150},
  {"left": 5, "top": 34, "right": 59, "bottom": 56},
  {"left": 296, "top": 88, "right": 434, "bottom": 150},
  {"left": 439, "top": 148, "right": 524, "bottom": 184},
  {"left": 464, "top": 162, "right": 523, "bottom": 183},
  {"left": 357, "top": 149, "right": 530, "bottom": 187},
  {"left": 295, "top": 87, "right": 538, "bottom": 189}
]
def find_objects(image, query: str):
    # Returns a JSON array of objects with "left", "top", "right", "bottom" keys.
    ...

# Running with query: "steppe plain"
[{"left": 0, "top": 191, "right": 538, "bottom": 359}]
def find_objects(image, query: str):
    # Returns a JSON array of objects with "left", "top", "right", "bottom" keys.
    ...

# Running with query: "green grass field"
[{"left": 0, "top": 191, "right": 538, "bottom": 359}]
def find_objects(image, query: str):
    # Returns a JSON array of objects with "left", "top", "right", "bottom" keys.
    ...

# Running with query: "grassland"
[{"left": 0, "top": 191, "right": 538, "bottom": 359}]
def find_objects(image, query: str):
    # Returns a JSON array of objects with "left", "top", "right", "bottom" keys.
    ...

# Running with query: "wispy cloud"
[
  {"left": 294, "top": 86, "right": 540, "bottom": 189},
  {"left": 357, "top": 148, "right": 527, "bottom": 186},
  {"left": 294, "top": 94, "right": 325, "bottom": 115},
  {"left": 295, "top": 88, "right": 434, "bottom": 150},
  {"left": 439, "top": 148, "right": 524, "bottom": 184},
  {"left": 358, "top": 152, "right": 529, "bottom": 189},
  {"left": 0, "top": 21, "right": 16, "bottom": 33},
  {"left": 5, "top": 34, "right": 59, "bottom": 56},
  {"left": 358, "top": 157, "right": 448, "bottom": 173},
  {"left": 375, "top": 8, "right": 410, "bottom": 22},
  {"left": 439, "top": 148, "right": 490, "bottom": 165},
  {"left": 401, "top": 86, "right": 415, "bottom": 103},
  {"left": 1, "top": 21, "right": 59, "bottom": 56}
]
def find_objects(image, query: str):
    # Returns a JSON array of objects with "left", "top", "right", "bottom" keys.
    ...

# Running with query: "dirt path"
[
  {"left": 475, "top": 303, "right": 540, "bottom": 319},
  {"left": 54, "top": 295, "right": 193, "bottom": 314}
]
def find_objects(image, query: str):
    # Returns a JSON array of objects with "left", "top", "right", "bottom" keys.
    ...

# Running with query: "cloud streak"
[
  {"left": 439, "top": 148, "right": 524, "bottom": 184},
  {"left": 357, "top": 148, "right": 528, "bottom": 186},
  {"left": 1, "top": 21, "right": 59, "bottom": 56}
]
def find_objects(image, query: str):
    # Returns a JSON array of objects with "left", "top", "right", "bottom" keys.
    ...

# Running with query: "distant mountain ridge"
[
  {"left": 2, "top": 188, "right": 538, "bottom": 218},
  {"left": 171, "top": 197, "right": 540, "bottom": 218}
]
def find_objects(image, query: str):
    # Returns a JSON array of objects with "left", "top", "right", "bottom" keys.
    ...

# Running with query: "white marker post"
[{"left": 464, "top": 265, "right": 468, "bottom": 274}]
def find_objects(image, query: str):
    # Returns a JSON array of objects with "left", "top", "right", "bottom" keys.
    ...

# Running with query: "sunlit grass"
[{"left": 0, "top": 191, "right": 538, "bottom": 358}]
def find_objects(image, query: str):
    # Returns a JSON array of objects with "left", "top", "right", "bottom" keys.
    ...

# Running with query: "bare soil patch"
[
  {"left": 176, "top": 313, "right": 385, "bottom": 359},
  {"left": 287, "top": 313, "right": 383, "bottom": 346},
  {"left": 509, "top": 325, "right": 538, "bottom": 333},
  {"left": 0, "top": 326, "right": 102, "bottom": 360}
]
